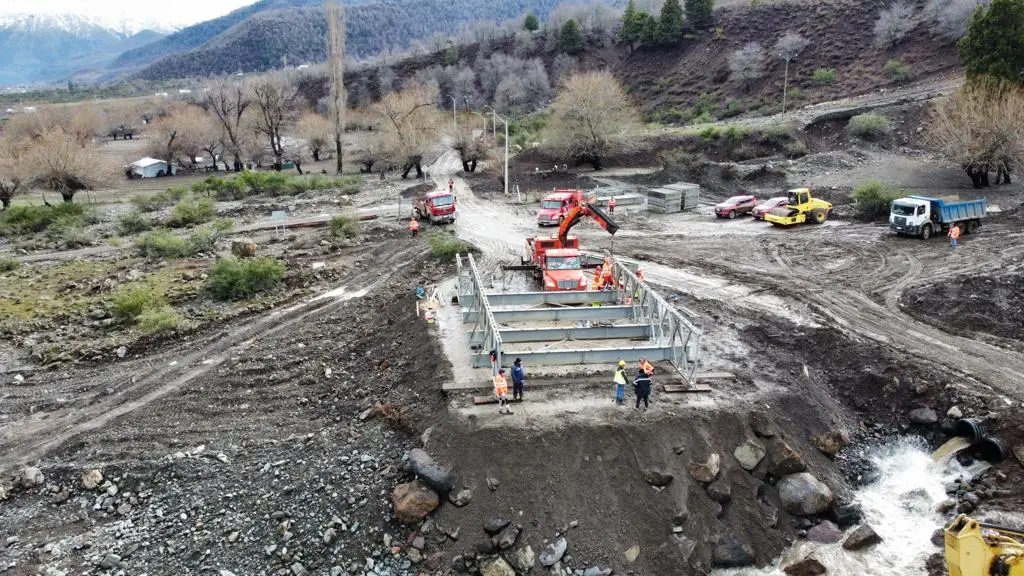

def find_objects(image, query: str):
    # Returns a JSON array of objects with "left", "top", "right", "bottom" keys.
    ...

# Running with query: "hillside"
[{"left": 130, "top": 0, "right": 571, "bottom": 80}]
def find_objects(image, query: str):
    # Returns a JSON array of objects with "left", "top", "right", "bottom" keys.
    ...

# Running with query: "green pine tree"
[
  {"left": 524, "top": 13, "right": 540, "bottom": 32},
  {"left": 685, "top": 0, "right": 715, "bottom": 29},
  {"left": 639, "top": 13, "right": 659, "bottom": 45},
  {"left": 619, "top": 0, "right": 644, "bottom": 50},
  {"left": 559, "top": 19, "right": 584, "bottom": 55},
  {"left": 658, "top": 0, "right": 685, "bottom": 45},
  {"left": 958, "top": 0, "right": 1024, "bottom": 84}
]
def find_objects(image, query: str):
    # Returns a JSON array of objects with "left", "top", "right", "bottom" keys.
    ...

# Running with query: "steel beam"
[
  {"left": 472, "top": 345, "right": 674, "bottom": 367},
  {"left": 465, "top": 305, "right": 634, "bottom": 324},
  {"left": 471, "top": 324, "right": 651, "bottom": 344},
  {"left": 461, "top": 290, "right": 619, "bottom": 307}
]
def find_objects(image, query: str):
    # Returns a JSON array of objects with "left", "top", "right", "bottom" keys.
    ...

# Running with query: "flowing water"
[
  {"left": 931, "top": 436, "right": 972, "bottom": 463},
  {"left": 716, "top": 438, "right": 990, "bottom": 576}
]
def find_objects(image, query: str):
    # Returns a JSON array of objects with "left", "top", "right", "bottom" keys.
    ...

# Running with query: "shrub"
[
  {"left": 787, "top": 87, "right": 805, "bottom": 101},
  {"left": 135, "top": 229, "right": 188, "bottom": 259},
  {"left": 112, "top": 286, "right": 165, "bottom": 323},
  {"left": 132, "top": 186, "right": 190, "bottom": 212},
  {"left": 207, "top": 256, "right": 286, "bottom": 300},
  {"left": 137, "top": 306, "right": 186, "bottom": 333},
  {"left": 0, "top": 203, "right": 87, "bottom": 235},
  {"left": 192, "top": 175, "right": 248, "bottom": 201},
  {"left": 239, "top": 171, "right": 291, "bottom": 196},
  {"left": 785, "top": 140, "right": 809, "bottom": 158},
  {"left": 329, "top": 215, "right": 360, "bottom": 239},
  {"left": 117, "top": 211, "right": 152, "bottom": 236},
  {"left": 0, "top": 255, "right": 20, "bottom": 272},
  {"left": 428, "top": 233, "right": 479, "bottom": 261},
  {"left": 853, "top": 180, "right": 903, "bottom": 219},
  {"left": 848, "top": 113, "right": 892, "bottom": 140},
  {"left": 811, "top": 68, "right": 837, "bottom": 84},
  {"left": 53, "top": 225, "right": 95, "bottom": 248},
  {"left": 187, "top": 219, "right": 234, "bottom": 254},
  {"left": 721, "top": 98, "right": 745, "bottom": 118},
  {"left": 167, "top": 198, "right": 215, "bottom": 228},
  {"left": 884, "top": 59, "right": 912, "bottom": 82}
]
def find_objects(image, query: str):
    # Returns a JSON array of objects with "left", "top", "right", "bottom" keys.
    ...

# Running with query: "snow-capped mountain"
[{"left": 0, "top": 13, "right": 172, "bottom": 85}]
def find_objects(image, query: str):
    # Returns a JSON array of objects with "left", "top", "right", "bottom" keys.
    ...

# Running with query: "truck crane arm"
[{"left": 557, "top": 201, "right": 619, "bottom": 247}]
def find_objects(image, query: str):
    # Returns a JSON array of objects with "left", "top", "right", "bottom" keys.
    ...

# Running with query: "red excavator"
[{"left": 507, "top": 189, "right": 619, "bottom": 291}]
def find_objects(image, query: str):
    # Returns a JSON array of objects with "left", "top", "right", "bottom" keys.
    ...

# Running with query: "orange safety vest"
[
  {"left": 590, "top": 274, "right": 602, "bottom": 291},
  {"left": 494, "top": 374, "right": 508, "bottom": 396},
  {"left": 640, "top": 360, "right": 654, "bottom": 376},
  {"left": 409, "top": 218, "right": 420, "bottom": 231},
  {"left": 948, "top": 226, "right": 960, "bottom": 239}
]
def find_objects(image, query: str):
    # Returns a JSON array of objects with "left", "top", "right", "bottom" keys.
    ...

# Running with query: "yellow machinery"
[
  {"left": 765, "top": 188, "right": 833, "bottom": 226},
  {"left": 946, "top": 514, "right": 1024, "bottom": 576}
]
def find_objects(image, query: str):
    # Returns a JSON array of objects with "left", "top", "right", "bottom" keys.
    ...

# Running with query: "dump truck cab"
[
  {"left": 538, "top": 248, "right": 587, "bottom": 291},
  {"left": 415, "top": 190, "right": 458, "bottom": 224},
  {"left": 765, "top": 187, "right": 832, "bottom": 226},
  {"left": 536, "top": 192, "right": 576, "bottom": 226}
]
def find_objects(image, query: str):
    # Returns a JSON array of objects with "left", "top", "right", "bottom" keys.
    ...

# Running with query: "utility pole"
[
  {"left": 449, "top": 96, "right": 457, "bottom": 135},
  {"left": 486, "top": 105, "right": 496, "bottom": 140}
]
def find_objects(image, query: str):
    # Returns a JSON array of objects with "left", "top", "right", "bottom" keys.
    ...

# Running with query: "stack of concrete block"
[{"left": 646, "top": 182, "right": 700, "bottom": 213}]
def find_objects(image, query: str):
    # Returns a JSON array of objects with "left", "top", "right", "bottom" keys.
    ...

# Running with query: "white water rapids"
[{"left": 716, "top": 438, "right": 990, "bottom": 576}]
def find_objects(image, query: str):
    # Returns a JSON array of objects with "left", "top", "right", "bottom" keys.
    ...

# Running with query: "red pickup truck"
[
  {"left": 414, "top": 190, "right": 457, "bottom": 224},
  {"left": 536, "top": 191, "right": 576, "bottom": 226}
]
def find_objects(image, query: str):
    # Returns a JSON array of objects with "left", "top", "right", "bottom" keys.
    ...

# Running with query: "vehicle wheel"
[
  {"left": 810, "top": 208, "right": 827, "bottom": 224},
  {"left": 920, "top": 224, "right": 932, "bottom": 240},
  {"left": 728, "top": 210, "right": 736, "bottom": 219},
  {"left": 966, "top": 220, "right": 979, "bottom": 234}
]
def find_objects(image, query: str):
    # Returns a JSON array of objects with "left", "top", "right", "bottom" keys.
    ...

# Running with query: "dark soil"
[{"left": 901, "top": 272, "right": 1024, "bottom": 349}]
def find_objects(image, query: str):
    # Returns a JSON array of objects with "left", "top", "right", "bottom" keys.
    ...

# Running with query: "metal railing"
[{"left": 456, "top": 253, "right": 503, "bottom": 375}]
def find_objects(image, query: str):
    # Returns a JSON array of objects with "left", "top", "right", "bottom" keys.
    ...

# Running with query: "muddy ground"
[{"left": 2, "top": 106, "right": 1024, "bottom": 576}]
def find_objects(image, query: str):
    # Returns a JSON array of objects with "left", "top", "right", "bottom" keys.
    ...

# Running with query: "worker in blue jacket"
[{"left": 511, "top": 358, "right": 525, "bottom": 401}]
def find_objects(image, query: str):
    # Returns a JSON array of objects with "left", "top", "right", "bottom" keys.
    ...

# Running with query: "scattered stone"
[
  {"left": 707, "top": 479, "right": 732, "bottom": 504},
  {"left": 583, "top": 568, "right": 613, "bottom": 576},
  {"left": 412, "top": 536, "right": 425, "bottom": 550},
  {"left": 115, "top": 346, "right": 127, "bottom": 358},
  {"left": 812, "top": 430, "right": 851, "bottom": 457},
  {"left": 82, "top": 469, "right": 103, "bottom": 490},
  {"left": 624, "top": 544, "right": 640, "bottom": 563},
  {"left": 231, "top": 240, "right": 258, "bottom": 258},
  {"left": 768, "top": 439, "right": 807, "bottom": 476},
  {"left": 487, "top": 476, "right": 500, "bottom": 491},
  {"left": 290, "top": 562, "right": 308, "bottom": 576},
  {"left": 12, "top": 374, "right": 24, "bottom": 384},
  {"left": 539, "top": 537, "right": 568, "bottom": 567},
  {"left": 931, "top": 529, "right": 945, "bottom": 547},
  {"left": 937, "top": 499, "right": 957, "bottom": 513},
  {"left": 1012, "top": 444, "right": 1024, "bottom": 467},
  {"left": 492, "top": 524, "right": 520, "bottom": 550},
  {"left": 674, "top": 445, "right": 687, "bottom": 455},
  {"left": 506, "top": 545, "right": 536, "bottom": 574},
  {"left": 778, "top": 472, "right": 834, "bottom": 516},
  {"left": 227, "top": 531, "right": 240, "bottom": 543},
  {"left": 20, "top": 466, "right": 44, "bottom": 488},
  {"left": 783, "top": 556, "right": 827, "bottom": 576},
  {"left": 480, "top": 557, "right": 516, "bottom": 576},
  {"left": 408, "top": 449, "right": 455, "bottom": 493},
  {"left": 908, "top": 408, "right": 939, "bottom": 425},
  {"left": 408, "top": 548, "right": 423, "bottom": 563},
  {"left": 6, "top": 536, "right": 19, "bottom": 547},
  {"left": 830, "top": 503, "right": 864, "bottom": 528},
  {"left": 323, "top": 528, "right": 337, "bottom": 545},
  {"left": 642, "top": 469, "right": 674, "bottom": 487},
  {"left": 392, "top": 480, "right": 440, "bottom": 525},
  {"left": 713, "top": 535, "right": 756, "bottom": 568},
  {"left": 449, "top": 488, "right": 473, "bottom": 507},
  {"left": 116, "top": 503, "right": 132, "bottom": 516},
  {"left": 688, "top": 453, "right": 721, "bottom": 483},
  {"left": 99, "top": 554, "right": 121, "bottom": 569},
  {"left": 947, "top": 406, "right": 963, "bottom": 419},
  {"left": 750, "top": 412, "right": 780, "bottom": 437},
  {"left": 843, "top": 524, "right": 883, "bottom": 551},
  {"left": 219, "top": 571, "right": 238, "bottom": 576},
  {"left": 483, "top": 517, "right": 511, "bottom": 535},
  {"left": 734, "top": 439, "right": 766, "bottom": 471},
  {"left": 807, "top": 520, "right": 843, "bottom": 543},
  {"left": 673, "top": 507, "right": 689, "bottom": 526}
]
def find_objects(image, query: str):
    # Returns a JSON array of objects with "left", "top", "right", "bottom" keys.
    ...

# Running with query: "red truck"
[
  {"left": 525, "top": 236, "right": 588, "bottom": 291},
  {"left": 536, "top": 191, "right": 576, "bottom": 226},
  {"left": 414, "top": 189, "right": 458, "bottom": 224}
]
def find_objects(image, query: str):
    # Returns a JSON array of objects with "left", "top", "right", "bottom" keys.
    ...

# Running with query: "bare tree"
[
  {"left": 927, "top": 80, "right": 1024, "bottom": 187},
  {"left": 452, "top": 130, "right": 487, "bottom": 172},
  {"left": 250, "top": 77, "right": 300, "bottom": 170},
  {"left": 372, "top": 83, "right": 442, "bottom": 179},
  {"left": 543, "top": 70, "right": 640, "bottom": 170},
  {"left": 925, "top": 0, "right": 990, "bottom": 40},
  {"left": 296, "top": 112, "right": 333, "bottom": 162},
  {"left": 0, "top": 138, "right": 27, "bottom": 210},
  {"left": 325, "top": 0, "right": 346, "bottom": 174},
  {"left": 874, "top": 1, "right": 916, "bottom": 47},
  {"left": 729, "top": 42, "right": 766, "bottom": 90},
  {"left": 774, "top": 32, "right": 810, "bottom": 113},
  {"left": 148, "top": 102, "right": 188, "bottom": 164},
  {"left": 28, "top": 128, "right": 109, "bottom": 203},
  {"left": 204, "top": 83, "right": 252, "bottom": 171},
  {"left": 66, "top": 105, "right": 104, "bottom": 146}
]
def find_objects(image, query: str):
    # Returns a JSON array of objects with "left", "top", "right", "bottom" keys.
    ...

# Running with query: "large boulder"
[
  {"left": 20, "top": 466, "right": 44, "bottom": 488},
  {"left": 539, "top": 537, "right": 567, "bottom": 567},
  {"left": 908, "top": 408, "right": 939, "bottom": 425},
  {"left": 392, "top": 480, "right": 439, "bottom": 524},
  {"left": 734, "top": 439, "right": 766, "bottom": 471},
  {"left": 492, "top": 524, "right": 520, "bottom": 550},
  {"left": 783, "top": 556, "right": 827, "bottom": 576},
  {"left": 707, "top": 479, "right": 732, "bottom": 504},
  {"left": 82, "top": 469, "right": 104, "bottom": 490},
  {"left": 231, "top": 240, "right": 258, "bottom": 258},
  {"left": 812, "top": 430, "right": 851, "bottom": 457},
  {"left": 768, "top": 439, "right": 807, "bottom": 476},
  {"left": 505, "top": 545, "right": 536, "bottom": 574},
  {"left": 843, "top": 524, "right": 883, "bottom": 551},
  {"left": 807, "top": 520, "right": 843, "bottom": 543},
  {"left": 484, "top": 517, "right": 511, "bottom": 535},
  {"left": 480, "top": 557, "right": 516, "bottom": 576},
  {"left": 688, "top": 453, "right": 721, "bottom": 483},
  {"left": 778, "top": 472, "right": 834, "bottom": 516},
  {"left": 408, "top": 449, "right": 455, "bottom": 493},
  {"left": 712, "top": 535, "right": 755, "bottom": 568},
  {"left": 642, "top": 469, "right": 674, "bottom": 487}
]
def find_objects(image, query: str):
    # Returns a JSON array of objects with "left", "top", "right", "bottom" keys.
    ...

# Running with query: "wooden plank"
[
  {"left": 472, "top": 396, "right": 524, "bottom": 405},
  {"left": 662, "top": 384, "right": 712, "bottom": 394},
  {"left": 695, "top": 371, "right": 736, "bottom": 380}
]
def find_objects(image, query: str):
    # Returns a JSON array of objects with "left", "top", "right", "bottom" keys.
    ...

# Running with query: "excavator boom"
[
  {"left": 946, "top": 514, "right": 1024, "bottom": 576},
  {"left": 556, "top": 191, "right": 619, "bottom": 247}
]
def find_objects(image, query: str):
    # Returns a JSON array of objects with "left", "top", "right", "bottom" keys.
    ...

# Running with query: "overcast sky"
[{"left": 2, "top": 0, "right": 259, "bottom": 27}]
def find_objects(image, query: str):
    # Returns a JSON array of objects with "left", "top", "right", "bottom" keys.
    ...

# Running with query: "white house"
[{"left": 130, "top": 157, "right": 176, "bottom": 178}]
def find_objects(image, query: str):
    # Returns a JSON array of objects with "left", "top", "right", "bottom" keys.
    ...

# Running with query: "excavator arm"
[
  {"left": 946, "top": 514, "right": 1024, "bottom": 576},
  {"left": 557, "top": 200, "right": 620, "bottom": 247}
]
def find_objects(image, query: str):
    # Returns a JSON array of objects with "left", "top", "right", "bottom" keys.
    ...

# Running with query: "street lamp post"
[
  {"left": 486, "top": 106, "right": 509, "bottom": 197},
  {"left": 448, "top": 95, "right": 457, "bottom": 135},
  {"left": 471, "top": 111, "right": 488, "bottom": 135}
]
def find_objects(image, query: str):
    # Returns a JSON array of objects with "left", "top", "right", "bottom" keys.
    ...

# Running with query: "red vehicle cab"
[
  {"left": 414, "top": 190, "right": 457, "bottom": 224},
  {"left": 714, "top": 195, "right": 758, "bottom": 219},
  {"left": 751, "top": 196, "right": 789, "bottom": 220},
  {"left": 527, "top": 236, "right": 587, "bottom": 291},
  {"left": 536, "top": 191, "right": 576, "bottom": 226}
]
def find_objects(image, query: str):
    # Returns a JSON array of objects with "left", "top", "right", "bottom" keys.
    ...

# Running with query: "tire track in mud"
[{"left": 0, "top": 244, "right": 425, "bottom": 471}]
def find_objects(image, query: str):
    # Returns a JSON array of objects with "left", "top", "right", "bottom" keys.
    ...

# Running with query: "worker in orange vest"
[
  {"left": 590, "top": 266, "right": 603, "bottom": 291},
  {"left": 409, "top": 217, "right": 420, "bottom": 237},
  {"left": 948, "top": 223, "right": 960, "bottom": 248},
  {"left": 601, "top": 259, "right": 613, "bottom": 287},
  {"left": 494, "top": 368, "right": 512, "bottom": 414},
  {"left": 639, "top": 357, "right": 654, "bottom": 377},
  {"left": 636, "top": 267, "right": 644, "bottom": 282},
  {"left": 608, "top": 196, "right": 616, "bottom": 214}
]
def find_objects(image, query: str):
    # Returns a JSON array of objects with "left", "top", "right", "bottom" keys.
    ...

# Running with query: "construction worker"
[
  {"left": 608, "top": 196, "right": 616, "bottom": 214},
  {"left": 511, "top": 358, "right": 525, "bottom": 401},
  {"left": 639, "top": 357, "right": 654, "bottom": 377},
  {"left": 613, "top": 360, "right": 630, "bottom": 406},
  {"left": 601, "top": 258, "right": 613, "bottom": 287},
  {"left": 948, "top": 223, "right": 961, "bottom": 248},
  {"left": 634, "top": 368, "right": 652, "bottom": 410},
  {"left": 409, "top": 217, "right": 420, "bottom": 237},
  {"left": 448, "top": 178, "right": 455, "bottom": 193},
  {"left": 636, "top": 267, "right": 644, "bottom": 282},
  {"left": 494, "top": 368, "right": 511, "bottom": 414}
]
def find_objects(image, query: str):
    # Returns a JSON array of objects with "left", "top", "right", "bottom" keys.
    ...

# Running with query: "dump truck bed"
[{"left": 909, "top": 196, "right": 987, "bottom": 223}]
